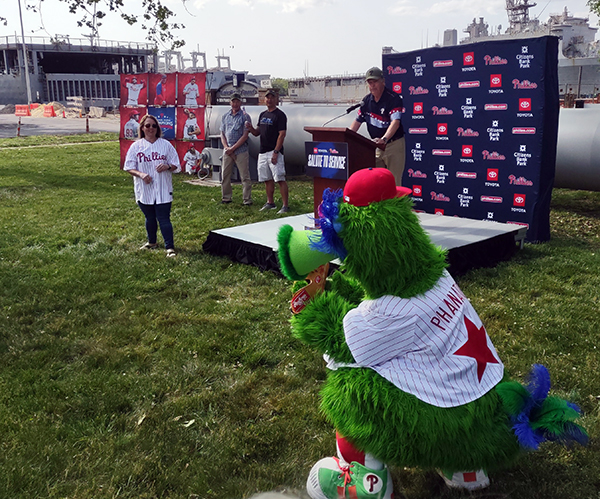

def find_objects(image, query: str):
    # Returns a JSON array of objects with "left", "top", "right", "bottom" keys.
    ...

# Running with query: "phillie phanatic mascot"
[{"left": 277, "top": 168, "right": 587, "bottom": 498}]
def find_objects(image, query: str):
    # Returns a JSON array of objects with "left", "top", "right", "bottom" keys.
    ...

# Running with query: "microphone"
[
  {"left": 345, "top": 101, "right": 363, "bottom": 114},
  {"left": 322, "top": 100, "right": 364, "bottom": 127}
]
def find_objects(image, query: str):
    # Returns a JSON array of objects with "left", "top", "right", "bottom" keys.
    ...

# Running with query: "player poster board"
[
  {"left": 120, "top": 74, "right": 148, "bottom": 107},
  {"left": 383, "top": 36, "right": 559, "bottom": 242},
  {"left": 305, "top": 142, "right": 349, "bottom": 181},
  {"left": 176, "top": 107, "right": 205, "bottom": 141},
  {"left": 148, "top": 107, "right": 177, "bottom": 140},
  {"left": 119, "top": 139, "right": 134, "bottom": 169},
  {"left": 148, "top": 73, "right": 177, "bottom": 107},
  {"left": 177, "top": 72, "right": 206, "bottom": 107},
  {"left": 176, "top": 141, "right": 205, "bottom": 174},
  {"left": 120, "top": 107, "right": 146, "bottom": 140}
]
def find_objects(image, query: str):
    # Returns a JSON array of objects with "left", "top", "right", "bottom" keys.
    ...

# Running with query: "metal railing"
[{"left": 1, "top": 34, "right": 155, "bottom": 52}]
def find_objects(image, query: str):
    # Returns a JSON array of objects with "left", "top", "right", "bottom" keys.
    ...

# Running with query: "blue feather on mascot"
[{"left": 277, "top": 167, "right": 587, "bottom": 499}]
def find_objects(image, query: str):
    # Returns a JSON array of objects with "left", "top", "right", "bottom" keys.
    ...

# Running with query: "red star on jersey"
[{"left": 453, "top": 316, "right": 499, "bottom": 382}]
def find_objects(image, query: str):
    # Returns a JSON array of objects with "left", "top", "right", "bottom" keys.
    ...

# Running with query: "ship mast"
[{"left": 505, "top": 0, "right": 537, "bottom": 34}]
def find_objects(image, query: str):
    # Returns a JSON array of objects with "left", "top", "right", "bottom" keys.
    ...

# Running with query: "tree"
[
  {"left": 589, "top": 0, "right": 600, "bottom": 17},
  {"left": 11, "top": 0, "right": 186, "bottom": 49},
  {"left": 271, "top": 78, "right": 289, "bottom": 97}
]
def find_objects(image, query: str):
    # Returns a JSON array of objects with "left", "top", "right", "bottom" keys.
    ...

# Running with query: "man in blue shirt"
[
  {"left": 220, "top": 93, "right": 253, "bottom": 205},
  {"left": 350, "top": 67, "right": 406, "bottom": 186}
]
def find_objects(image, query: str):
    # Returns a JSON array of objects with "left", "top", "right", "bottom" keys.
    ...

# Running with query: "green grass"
[
  {"left": 0, "top": 135, "right": 599, "bottom": 498},
  {"left": 0, "top": 131, "right": 118, "bottom": 148}
]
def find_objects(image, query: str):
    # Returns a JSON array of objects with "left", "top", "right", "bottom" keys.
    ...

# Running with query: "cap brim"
[{"left": 396, "top": 186, "right": 412, "bottom": 197}]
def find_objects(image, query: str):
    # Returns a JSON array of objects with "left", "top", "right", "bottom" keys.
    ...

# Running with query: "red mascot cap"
[{"left": 343, "top": 168, "right": 412, "bottom": 206}]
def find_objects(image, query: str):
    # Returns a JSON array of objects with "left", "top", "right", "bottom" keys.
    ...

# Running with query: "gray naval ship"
[{"left": 458, "top": 0, "right": 600, "bottom": 98}]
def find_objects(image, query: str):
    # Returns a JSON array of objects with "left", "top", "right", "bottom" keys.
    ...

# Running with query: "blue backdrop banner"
[{"left": 383, "top": 36, "right": 559, "bottom": 242}]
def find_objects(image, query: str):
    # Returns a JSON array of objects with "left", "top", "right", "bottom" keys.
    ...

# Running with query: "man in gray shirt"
[{"left": 220, "top": 93, "right": 253, "bottom": 205}]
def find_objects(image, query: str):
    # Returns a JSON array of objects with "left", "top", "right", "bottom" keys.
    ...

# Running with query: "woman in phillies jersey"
[{"left": 124, "top": 114, "right": 180, "bottom": 257}]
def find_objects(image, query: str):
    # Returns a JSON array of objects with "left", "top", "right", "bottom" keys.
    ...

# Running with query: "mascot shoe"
[
  {"left": 438, "top": 469, "right": 489, "bottom": 491},
  {"left": 307, "top": 457, "right": 393, "bottom": 499}
]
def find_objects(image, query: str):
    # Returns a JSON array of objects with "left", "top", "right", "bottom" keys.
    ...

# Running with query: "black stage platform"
[{"left": 202, "top": 213, "right": 528, "bottom": 278}]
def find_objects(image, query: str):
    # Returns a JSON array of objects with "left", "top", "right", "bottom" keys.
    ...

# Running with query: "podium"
[{"left": 304, "top": 127, "right": 377, "bottom": 216}]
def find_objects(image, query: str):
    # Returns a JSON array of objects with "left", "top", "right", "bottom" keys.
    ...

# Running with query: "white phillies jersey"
[
  {"left": 341, "top": 270, "right": 504, "bottom": 408},
  {"left": 183, "top": 118, "right": 198, "bottom": 139},
  {"left": 183, "top": 150, "right": 201, "bottom": 171},
  {"left": 123, "top": 119, "right": 139, "bottom": 140},
  {"left": 183, "top": 82, "right": 199, "bottom": 105},
  {"left": 126, "top": 82, "right": 143, "bottom": 105},
  {"left": 123, "top": 138, "right": 179, "bottom": 204}
]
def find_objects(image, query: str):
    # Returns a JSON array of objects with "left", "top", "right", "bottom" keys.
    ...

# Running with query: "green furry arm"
[
  {"left": 328, "top": 271, "right": 365, "bottom": 305},
  {"left": 291, "top": 290, "right": 357, "bottom": 364}
]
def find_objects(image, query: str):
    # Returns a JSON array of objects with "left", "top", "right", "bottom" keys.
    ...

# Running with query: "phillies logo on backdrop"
[
  {"left": 413, "top": 102, "right": 424, "bottom": 114},
  {"left": 393, "top": 82, "right": 402, "bottom": 93},
  {"left": 519, "top": 98, "right": 532, "bottom": 111},
  {"left": 490, "top": 74, "right": 502, "bottom": 88},
  {"left": 412, "top": 185, "right": 423, "bottom": 197},
  {"left": 463, "top": 52, "right": 475, "bottom": 66},
  {"left": 514, "top": 194, "right": 526, "bottom": 207},
  {"left": 462, "top": 145, "right": 473, "bottom": 158},
  {"left": 437, "top": 123, "right": 448, "bottom": 135},
  {"left": 487, "top": 169, "right": 499, "bottom": 181}
]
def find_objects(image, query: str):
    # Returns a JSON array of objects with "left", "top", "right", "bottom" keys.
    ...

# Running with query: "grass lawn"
[{"left": 0, "top": 134, "right": 598, "bottom": 499}]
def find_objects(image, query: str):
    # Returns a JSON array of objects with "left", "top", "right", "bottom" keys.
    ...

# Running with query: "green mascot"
[{"left": 277, "top": 168, "right": 587, "bottom": 498}]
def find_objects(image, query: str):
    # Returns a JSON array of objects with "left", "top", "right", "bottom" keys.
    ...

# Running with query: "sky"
[{"left": 2, "top": 0, "right": 598, "bottom": 78}]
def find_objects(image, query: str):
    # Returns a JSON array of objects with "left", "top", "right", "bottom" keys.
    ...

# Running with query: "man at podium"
[{"left": 349, "top": 67, "right": 406, "bottom": 185}]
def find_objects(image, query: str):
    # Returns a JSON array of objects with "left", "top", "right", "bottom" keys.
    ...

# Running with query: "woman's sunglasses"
[{"left": 144, "top": 123, "right": 158, "bottom": 129}]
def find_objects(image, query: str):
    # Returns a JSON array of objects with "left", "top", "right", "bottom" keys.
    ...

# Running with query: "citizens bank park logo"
[
  {"left": 463, "top": 52, "right": 475, "bottom": 66},
  {"left": 393, "top": 82, "right": 402, "bottom": 93},
  {"left": 512, "top": 127, "right": 536, "bottom": 134},
  {"left": 514, "top": 194, "right": 526, "bottom": 207},
  {"left": 432, "top": 149, "right": 452, "bottom": 156},
  {"left": 413, "top": 102, "right": 424, "bottom": 114},
  {"left": 408, "top": 128, "right": 428, "bottom": 134},
  {"left": 459, "top": 80, "right": 480, "bottom": 88},
  {"left": 481, "top": 195, "right": 503, "bottom": 203},
  {"left": 457, "top": 171, "right": 477, "bottom": 179},
  {"left": 485, "top": 103, "right": 508, "bottom": 110},
  {"left": 434, "top": 60, "right": 453, "bottom": 67},
  {"left": 490, "top": 74, "right": 502, "bottom": 87}
]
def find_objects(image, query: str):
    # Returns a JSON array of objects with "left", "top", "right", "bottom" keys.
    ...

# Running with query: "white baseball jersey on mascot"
[{"left": 340, "top": 270, "right": 504, "bottom": 408}]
